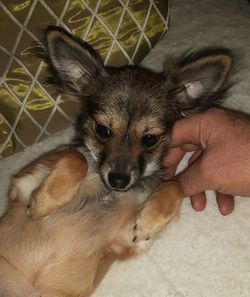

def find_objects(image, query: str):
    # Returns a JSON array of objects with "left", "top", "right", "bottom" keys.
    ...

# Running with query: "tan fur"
[
  {"left": 181, "top": 54, "right": 233, "bottom": 92},
  {"left": 0, "top": 150, "right": 182, "bottom": 297},
  {"left": 28, "top": 151, "right": 87, "bottom": 218},
  {"left": 135, "top": 181, "right": 183, "bottom": 241}
]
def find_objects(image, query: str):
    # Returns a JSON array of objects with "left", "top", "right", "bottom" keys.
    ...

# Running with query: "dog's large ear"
[
  {"left": 167, "top": 47, "right": 233, "bottom": 116},
  {"left": 45, "top": 26, "right": 105, "bottom": 94}
]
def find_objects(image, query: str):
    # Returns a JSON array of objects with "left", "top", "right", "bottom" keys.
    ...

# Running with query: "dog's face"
[
  {"left": 44, "top": 27, "right": 233, "bottom": 191},
  {"left": 77, "top": 70, "right": 174, "bottom": 191}
]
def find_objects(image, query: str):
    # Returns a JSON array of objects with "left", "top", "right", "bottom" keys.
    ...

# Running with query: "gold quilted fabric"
[{"left": 0, "top": 0, "right": 169, "bottom": 158}]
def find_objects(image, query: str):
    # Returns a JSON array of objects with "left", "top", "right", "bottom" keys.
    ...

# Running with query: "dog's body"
[
  {"left": 0, "top": 150, "right": 182, "bottom": 297},
  {"left": 0, "top": 27, "right": 234, "bottom": 296}
]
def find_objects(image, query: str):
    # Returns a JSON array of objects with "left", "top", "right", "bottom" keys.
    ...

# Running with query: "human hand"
[{"left": 164, "top": 108, "right": 250, "bottom": 215}]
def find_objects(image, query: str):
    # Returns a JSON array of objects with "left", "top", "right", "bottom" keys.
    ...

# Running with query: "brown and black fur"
[
  {"left": 0, "top": 27, "right": 235, "bottom": 297},
  {"left": 0, "top": 150, "right": 183, "bottom": 297},
  {"left": 41, "top": 26, "right": 233, "bottom": 198}
]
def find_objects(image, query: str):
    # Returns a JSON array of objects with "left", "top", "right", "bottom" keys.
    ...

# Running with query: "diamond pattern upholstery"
[{"left": 0, "top": 0, "right": 169, "bottom": 158}]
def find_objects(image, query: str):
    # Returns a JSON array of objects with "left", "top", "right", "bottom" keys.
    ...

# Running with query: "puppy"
[
  {"left": 0, "top": 149, "right": 182, "bottom": 297},
  {"left": 41, "top": 26, "right": 233, "bottom": 202},
  {"left": 0, "top": 26, "right": 234, "bottom": 296}
]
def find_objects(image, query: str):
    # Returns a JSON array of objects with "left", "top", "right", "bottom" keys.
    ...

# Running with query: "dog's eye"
[
  {"left": 95, "top": 123, "right": 111, "bottom": 139},
  {"left": 141, "top": 134, "right": 160, "bottom": 147}
]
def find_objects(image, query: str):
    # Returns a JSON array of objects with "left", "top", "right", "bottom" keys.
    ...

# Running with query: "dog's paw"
[
  {"left": 130, "top": 222, "right": 152, "bottom": 253},
  {"left": 25, "top": 196, "right": 53, "bottom": 219},
  {"left": 107, "top": 182, "right": 182, "bottom": 258},
  {"left": 132, "top": 220, "right": 152, "bottom": 243},
  {"left": 132, "top": 181, "right": 183, "bottom": 246},
  {"left": 26, "top": 203, "right": 32, "bottom": 217},
  {"left": 25, "top": 196, "right": 59, "bottom": 219},
  {"left": 108, "top": 220, "right": 152, "bottom": 257}
]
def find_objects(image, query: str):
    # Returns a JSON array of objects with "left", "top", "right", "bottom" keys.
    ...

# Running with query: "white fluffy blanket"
[{"left": 1, "top": 1, "right": 250, "bottom": 296}]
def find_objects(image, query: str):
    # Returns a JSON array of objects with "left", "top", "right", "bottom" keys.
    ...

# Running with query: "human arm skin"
[{"left": 164, "top": 108, "right": 250, "bottom": 215}]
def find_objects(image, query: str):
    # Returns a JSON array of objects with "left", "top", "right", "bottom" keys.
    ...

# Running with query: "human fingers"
[
  {"left": 185, "top": 150, "right": 207, "bottom": 211},
  {"left": 164, "top": 148, "right": 186, "bottom": 179},
  {"left": 170, "top": 115, "right": 203, "bottom": 148},
  {"left": 164, "top": 142, "right": 200, "bottom": 180},
  {"left": 190, "top": 192, "right": 207, "bottom": 211},
  {"left": 216, "top": 192, "right": 235, "bottom": 215},
  {"left": 176, "top": 155, "right": 208, "bottom": 197}
]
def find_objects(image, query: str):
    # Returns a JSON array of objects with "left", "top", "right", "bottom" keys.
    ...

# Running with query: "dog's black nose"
[{"left": 108, "top": 172, "right": 130, "bottom": 190}]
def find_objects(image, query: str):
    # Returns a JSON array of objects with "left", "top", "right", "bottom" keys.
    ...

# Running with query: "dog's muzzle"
[{"left": 108, "top": 172, "right": 131, "bottom": 190}]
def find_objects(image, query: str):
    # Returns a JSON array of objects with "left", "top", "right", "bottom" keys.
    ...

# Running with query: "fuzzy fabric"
[{"left": 1, "top": 1, "right": 250, "bottom": 296}]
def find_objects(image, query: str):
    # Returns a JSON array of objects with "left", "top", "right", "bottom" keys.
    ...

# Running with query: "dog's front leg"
[
  {"left": 133, "top": 181, "right": 183, "bottom": 243},
  {"left": 27, "top": 150, "right": 87, "bottom": 218},
  {"left": 105, "top": 181, "right": 183, "bottom": 258}
]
